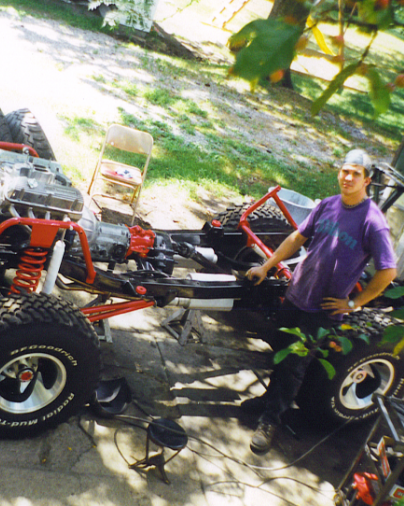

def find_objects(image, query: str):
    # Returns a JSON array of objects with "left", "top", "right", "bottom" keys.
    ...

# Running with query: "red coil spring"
[{"left": 10, "top": 248, "right": 48, "bottom": 294}]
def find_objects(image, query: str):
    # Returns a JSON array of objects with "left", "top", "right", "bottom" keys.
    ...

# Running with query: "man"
[{"left": 245, "top": 149, "right": 397, "bottom": 454}]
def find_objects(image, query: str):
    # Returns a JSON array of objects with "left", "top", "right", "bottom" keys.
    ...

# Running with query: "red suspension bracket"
[
  {"left": 238, "top": 186, "right": 298, "bottom": 280},
  {"left": 81, "top": 299, "right": 155, "bottom": 322}
]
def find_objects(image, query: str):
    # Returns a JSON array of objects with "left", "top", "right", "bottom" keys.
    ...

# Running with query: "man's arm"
[
  {"left": 321, "top": 268, "right": 397, "bottom": 315},
  {"left": 246, "top": 230, "right": 308, "bottom": 285}
]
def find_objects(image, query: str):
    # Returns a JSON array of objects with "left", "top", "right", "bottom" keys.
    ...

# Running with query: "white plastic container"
[{"left": 269, "top": 187, "right": 320, "bottom": 225}]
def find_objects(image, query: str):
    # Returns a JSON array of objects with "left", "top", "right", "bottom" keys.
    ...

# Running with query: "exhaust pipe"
[{"left": 168, "top": 272, "right": 235, "bottom": 311}]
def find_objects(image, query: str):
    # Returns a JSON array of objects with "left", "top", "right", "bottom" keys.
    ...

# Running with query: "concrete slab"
[{"left": 0, "top": 295, "right": 374, "bottom": 506}]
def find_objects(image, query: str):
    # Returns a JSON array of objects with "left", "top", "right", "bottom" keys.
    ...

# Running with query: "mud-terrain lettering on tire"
[{"left": 0, "top": 292, "right": 100, "bottom": 437}]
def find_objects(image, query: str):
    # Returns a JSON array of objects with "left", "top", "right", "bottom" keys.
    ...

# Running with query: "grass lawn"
[{"left": 1, "top": 0, "right": 404, "bottom": 204}]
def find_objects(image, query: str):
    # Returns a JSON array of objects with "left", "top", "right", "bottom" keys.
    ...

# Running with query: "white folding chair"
[{"left": 87, "top": 124, "right": 153, "bottom": 225}]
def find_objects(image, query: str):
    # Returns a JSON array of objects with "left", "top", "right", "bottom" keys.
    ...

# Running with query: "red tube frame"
[
  {"left": 239, "top": 186, "right": 298, "bottom": 280},
  {"left": 81, "top": 300, "right": 155, "bottom": 322},
  {"left": 0, "top": 217, "right": 96, "bottom": 283},
  {"left": 0, "top": 186, "right": 297, "bottom": 321},
  {"left": 0, "top": 217, "right": 155, "bottom": 322},
  {"left": 0, "top": 142, "right": 39, "bottom": 158}
]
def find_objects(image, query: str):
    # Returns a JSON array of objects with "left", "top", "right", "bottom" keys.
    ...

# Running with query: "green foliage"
[
  {"left": 384, "top": 285, "right": 404, "bottom": 299},
  {"left": 318, "top": 359, "right": 336, "bottom": 379},
  {"left": 62, "top": 116, "right": 100, "bottom": 142},
  {"left": 391, "top": 308, "right": 404, "bottom": 319},
  {"left": 382, "top": 325, "right": 404, "bottom": 343},
  {"left": 117, "top": 107, "right": 337, "bottom": 200},
  {"left": 229, "top": 18, "right": 301, "bottom": 85},
  {"left": 367, "top": 67, "right": 391, "bottom": 116},
  {"left": 143, "top": 87, "right": 176, "bottom": 106},
  {"left": 0, "top": 0, "right": 105, "bottom": 32},
  {"left": 380, "top": 285, "right": 404, "bottom": 354},
  {"left": 229, "top": 0, "right": 404, "bottom": 116},
  {"left": 311, "top": 63, "right": 359, "bottom": 115},
  {"left": 273, "top": 325, "right": 366, "bottom": 379},
  {"left": 358, "top": 0, "right": 394, "bottom": 29}
]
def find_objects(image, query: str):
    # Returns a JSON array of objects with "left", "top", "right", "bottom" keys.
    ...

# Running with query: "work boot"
[{"left": 250, "top": 420, "right": 276, "bottom": 454}]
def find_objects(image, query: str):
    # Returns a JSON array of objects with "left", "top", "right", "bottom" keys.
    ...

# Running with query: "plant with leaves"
[
  {"left": 228, "top": 0, "right": 404, "bottom": 116},
  {"left": 274, "top": 323, "right": 370, "bottom": 379},
  {"left": 379, "top": 284, "right": 404, "bottom": 353}
]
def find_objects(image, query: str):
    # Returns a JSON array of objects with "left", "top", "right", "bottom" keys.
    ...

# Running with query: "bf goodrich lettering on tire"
[
  {"left": 10, "top": 346, "right": 78, "bottom": 365},
  {"left": 0, "top": 292, "right": 100, "bottom": 437}
]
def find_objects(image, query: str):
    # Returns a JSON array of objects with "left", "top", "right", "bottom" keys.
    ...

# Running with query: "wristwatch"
[{"left": 348, "top": 299, "right": 356, "bottom": 309}]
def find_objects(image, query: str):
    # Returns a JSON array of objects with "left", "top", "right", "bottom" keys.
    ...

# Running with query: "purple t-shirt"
[{"left": 285, "top": 195, "right": 396, "bottom": 314}]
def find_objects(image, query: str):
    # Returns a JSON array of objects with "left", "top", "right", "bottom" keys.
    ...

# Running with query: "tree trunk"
[{"left": 268, "top": 0, "right": 310, "bottom": 89}]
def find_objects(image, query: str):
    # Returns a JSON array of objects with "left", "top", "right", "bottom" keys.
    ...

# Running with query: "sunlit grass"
[
  {"left": 0, "top": 0, "right": 106, "bottom": 31},
  {"left": 4, "top": 0, "right": 404, "bottom": 203},
  {"left": 116, "top": 108, "right": 338, "bottom": 200},
  {"left": 62, "top": 115, "right": 100, "bottom": 142}
]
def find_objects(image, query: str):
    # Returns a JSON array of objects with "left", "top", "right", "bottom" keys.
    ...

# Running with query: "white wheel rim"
[{"left": 339, "top": 358, "right": 395, "bottom": 411}]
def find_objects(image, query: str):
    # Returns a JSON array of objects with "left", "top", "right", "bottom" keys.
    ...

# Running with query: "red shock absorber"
[{"left": 10, "top": 248, "right": 48, "bottom": 294}]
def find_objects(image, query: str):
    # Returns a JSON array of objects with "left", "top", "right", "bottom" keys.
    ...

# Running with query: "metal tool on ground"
[
  {"left": 335, "top": 395, "right": 404, "bottom": 506},
  {"left": 129, "top": 418, "right": 188, "bottom": 484}
]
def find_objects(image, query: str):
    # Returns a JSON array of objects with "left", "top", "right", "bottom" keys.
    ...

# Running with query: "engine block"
[{"left": 0, "top": 150, "right": 83, "bottom": 221}]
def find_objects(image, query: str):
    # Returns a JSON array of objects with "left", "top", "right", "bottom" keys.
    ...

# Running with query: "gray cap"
[{"left": 343, "top": 149, "right": 372, "bottom": 172}]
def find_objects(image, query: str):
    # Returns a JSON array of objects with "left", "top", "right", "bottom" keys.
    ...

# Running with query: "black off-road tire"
[
  {"left": 216, "top": 203, "right": 295, "bottom": 272},
  {"left": 5, "top": 108, "right": 56, "bottom": 160},
  {"left": 296, "top": 308, "right": 404, "bottom": 425},
  {"left": 214, "top": 202, "right": 293, "bottom": 232},
  {"left": 0, "top": 109, "right": 12, "bottom": 142},
  {"left": 0, "top": 292, "right": 101, "bottom": 438}
]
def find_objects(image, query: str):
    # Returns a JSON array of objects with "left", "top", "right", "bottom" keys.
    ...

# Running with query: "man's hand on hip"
[{"left": 321, "top": 297, "right": 356, "bottom": 315}]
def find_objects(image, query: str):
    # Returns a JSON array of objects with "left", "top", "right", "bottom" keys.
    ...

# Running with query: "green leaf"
[
  {"left": 317, "top": 348, "right": 329, "bottom": 358},
  {"left": 273, "top": 346, "right": 293, "bottom": 364},
  {"left": 390, "top": 308, "right": 404, "bottom": 321},
  {"left": 357, "top": 0, "right": 393, "bottom": 29},
  {"left": 316, "top": 327, "right": 330, "bottom": 340},
  {"left": 366, "top": 68, "right": 391, "bottom": 116},
  {"left": 335, "top": 335, "right": 353, "bottom": 355},
  {"left": 380, "top": 325, "right": 404, "bottom": 345},
  {"left": 384, "top": 286, "right": 404, "bottom": 299},
  {"left": 311, "top": 63, "right": 359, "bottom": 116},
  {"left": 289, "top": 341, "right": 309, "bottom": 356},
  {"left": 279, "top": 327, "right": 306, "bottom": 341},
  {"left": 230, "top": 19, "right": 301, "bottom": 83},
  {"left": 318, "top": 359, "right": 336, "bottom": 380},
  {"left": 393, "top": 337, "right": 404, "bottom": 356},
  {"left": 356, "top": 333, "right": 370, "bottom": 345},
  {"left": 273, "top": 341, "right": 308, "bottom": 364},
  {"left": 340, "top": 324, "right": 354, "bottom": 331}
]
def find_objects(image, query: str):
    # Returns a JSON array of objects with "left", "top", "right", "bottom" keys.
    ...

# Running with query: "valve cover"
[{"left": 0, "top": 151, "right": 83, "bottom": 221}]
